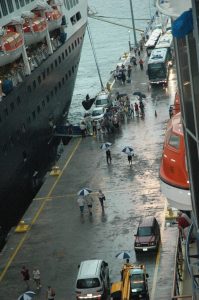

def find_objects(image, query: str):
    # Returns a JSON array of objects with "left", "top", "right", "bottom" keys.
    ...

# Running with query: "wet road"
[{"left": 0, "top": 61, "right": 177, "bottom": 299}]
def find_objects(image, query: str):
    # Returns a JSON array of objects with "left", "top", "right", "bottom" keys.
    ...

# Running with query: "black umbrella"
[{"left": 82, "top": 97, "right": 96, "bottom": 110}]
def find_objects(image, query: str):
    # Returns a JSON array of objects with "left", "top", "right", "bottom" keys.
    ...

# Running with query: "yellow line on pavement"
[
  {"left": 0, "top": 138, "right": 81, "bottom": 282},
  {"left": 150, "top": 200, "right": 167, "bottom": 300}
]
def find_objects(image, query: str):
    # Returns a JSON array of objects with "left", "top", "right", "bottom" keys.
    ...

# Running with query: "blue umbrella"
[
  {"left": 18, "top": 291, "right": 36, "bottom": 300},
  {"left": 77, "top": 188, "right": 92, "bottom": 196},
  {"left": 122, "top": 146, "right": 134, "bottom": 155},
  {"left": 116, "top": 251, "right": 131, "bottom": 259},
  {"left": 100, "top": 142, "right": 112, "bottom": 150}
]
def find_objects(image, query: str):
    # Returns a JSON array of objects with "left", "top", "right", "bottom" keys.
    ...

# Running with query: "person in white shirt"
[
  {"left": 33, "top": 268, "right": 41, "bottom": 289},
  {"left": 77, "top": 197, "right": 85, "bottom": 215}
]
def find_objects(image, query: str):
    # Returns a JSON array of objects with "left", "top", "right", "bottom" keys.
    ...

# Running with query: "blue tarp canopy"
[{"left": 172, "top": 9, "right": 193, "bottom": 38}]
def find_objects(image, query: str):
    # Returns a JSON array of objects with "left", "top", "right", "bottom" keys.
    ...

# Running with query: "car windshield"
[
  {"left": 138, "top": 227, "right": 152, "bottom": 236},
  {"left": 76, "top": 278, "right": 100, "bottom": 289},
  {"left": 96, "top": 99, "right": 108, "bottom": 105},
  {"left": 92, "top": 109, "right": 103, "bottom": 116},
  {"left": 130, "top": 274, "right": 144, "bottom": 291}
]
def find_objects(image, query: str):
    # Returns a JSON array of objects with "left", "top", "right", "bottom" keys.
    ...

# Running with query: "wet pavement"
[{"left": 0, "top": 54, "right": 178, "bottom": 299}]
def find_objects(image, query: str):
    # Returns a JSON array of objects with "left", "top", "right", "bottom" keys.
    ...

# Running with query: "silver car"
[{"left": 95, "top": 91, "right": 112, "bottom": 108}]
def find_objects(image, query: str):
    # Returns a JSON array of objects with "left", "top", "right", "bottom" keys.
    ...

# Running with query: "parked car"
[
  {"left": 76, "top": 259, "right": 109, "bottom": 300},
  {"left": 91, "top": 107, "right": 106, "bottom": 121},
  {"left": 134, "top": 216, "right": 161, "bottom": 252},
  {"left": 95, "top": 91, "right": 112, "bottom": 108}
]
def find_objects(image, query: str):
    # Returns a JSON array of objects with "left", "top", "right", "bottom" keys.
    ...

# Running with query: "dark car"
[
  {"left": 130, "top": 266, "right": 149, "bottom": 300},
  {"left": 134, "top": 216, "right": 161, "bottom": 252}
]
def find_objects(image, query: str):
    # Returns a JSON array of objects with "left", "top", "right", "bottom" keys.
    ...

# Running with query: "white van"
[{"left": 76, "top": 259, "right": 109, "bottom": 299}]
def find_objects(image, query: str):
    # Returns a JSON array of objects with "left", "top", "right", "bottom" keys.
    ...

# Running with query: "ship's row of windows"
[
  {"left": 27, "top": 36, "right": 82, "bottom": 93},
  {"left": 64, "top": 0, "right": 79, "bottom": 11},
  {"left": 0, "top": 0, "right": 79, "bottom": 17},
  {"left": 1, "top": 62, "right": 79, "bottom": 155},
  {"left": 0, "top": 0, "right": 35, "bottom": 17}
]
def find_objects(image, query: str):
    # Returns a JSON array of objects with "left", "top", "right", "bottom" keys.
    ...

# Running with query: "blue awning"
[{"left": 172, "top": 9, "right": 193, "bottom": 38}]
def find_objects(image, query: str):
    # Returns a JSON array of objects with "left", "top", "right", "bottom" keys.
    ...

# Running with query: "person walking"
[
  {"left": 139, "top": 58, "right": 144, "bottom": 70},
  {"left": 92, "top": 120, "right": 97, "bottom": 136},
  {"left": 127, "top": 154, "right": 133, "bottom": 165},
  {"left": 98, "top": 190, "right": 106, "bottom": 212},
  {"left": 121, "top": 71, "right": 126, "bottom": 85},
  {"left": 106, "top": 149, "right": 112, "bottom": 164},
  {"left": 127, "top": 65, "right": 132, "bottom": 81},
  {"left": 21, "top": 266, "right": 30, "bottom": 289},
  {"left": 134, "top": 102, "right": 139, "bottom": 117},
  {"left": 46, "top": 286, "right": 56, "bottom": 300},
  {"left": 33, "top": 268, "right": 41, "bottom": 289},
  {"left": 177, "top": 211, "right": 192, "bottom": 240},
  {"left": 77, "top": 197, "right": 85, "bottom": 215},
  {"left": 85, "top": 195, "right": 93, "bottom": 216}
]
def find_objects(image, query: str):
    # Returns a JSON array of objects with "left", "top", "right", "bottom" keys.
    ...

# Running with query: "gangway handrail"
[{"left": 172, "top": 231, "right": 183, "bottom": 297}]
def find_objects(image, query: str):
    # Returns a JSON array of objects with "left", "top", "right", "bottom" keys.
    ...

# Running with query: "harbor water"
[{"left": 69, "top": 0, "right": 155, "bottom": 121}]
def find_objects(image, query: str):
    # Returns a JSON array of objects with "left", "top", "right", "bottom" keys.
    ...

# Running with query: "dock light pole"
[
  {"left": 129, "top": 0, "right": 138, "bottom": 47},
  {"left": 128, "top": 30, "right": 131, "bottom": 52}
]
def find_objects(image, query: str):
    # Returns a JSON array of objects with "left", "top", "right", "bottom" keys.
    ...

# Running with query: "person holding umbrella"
[
  {"left": 77, "top": 197, "right": 85, "bottom": 215},
  {"left": 106, "top": 148, "right": 112, "bottom": 164},
  {"left": 100, "top": 142, "right": 112, "bottom": 164},
  {"left": 77, "top": 188, "right": 92, "bottom": 215},
  {"left": 127, "top": 154, "right": 133, "bottom": 166}
]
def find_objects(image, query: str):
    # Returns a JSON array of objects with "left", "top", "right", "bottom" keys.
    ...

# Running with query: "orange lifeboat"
[
  {"left": 159, "top": 112, "right": 191, "bottom": 210},
  {"left": 45, "top": 7, "right": 62, "bottom": 32},
  {"left": 0, "top": 27, "right": 24, "bottom": 66},
  {"left": 22, "top": 13, "right": 47, "bottom": 45}
]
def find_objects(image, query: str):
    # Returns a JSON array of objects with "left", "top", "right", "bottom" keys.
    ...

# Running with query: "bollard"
[
  {"left": 50, "top": 166, "right": 61, "bottom": 176},
  {"left": 15, "top": 220, "right": 30, "bottom": 233}
]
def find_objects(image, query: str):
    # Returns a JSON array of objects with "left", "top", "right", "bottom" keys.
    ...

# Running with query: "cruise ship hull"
[{"left": 0, "top": 24, "right": 86, "bottom": 229}]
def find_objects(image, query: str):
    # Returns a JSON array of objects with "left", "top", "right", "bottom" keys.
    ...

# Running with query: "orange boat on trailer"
[{"left": 159, "top": 93, "right": 192, "bottom": 211}]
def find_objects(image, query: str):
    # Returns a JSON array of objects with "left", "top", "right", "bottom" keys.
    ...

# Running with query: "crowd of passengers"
[{"left": 79, "top": 93, "right": 145, "bottom": 137}]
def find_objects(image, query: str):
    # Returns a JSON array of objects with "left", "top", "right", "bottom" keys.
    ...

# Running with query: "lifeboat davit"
[
  {"left": 22, "top": 12, "right": 47, "bottom": 45},
  {"left": 159, "top": 112, "right": 191, "bottom": 211},
  {"left": 45, "top": 7, "right": 62, "bottom": 32},
  {"left": 0, "top": 26, "right": 24, "bottom": 67}
]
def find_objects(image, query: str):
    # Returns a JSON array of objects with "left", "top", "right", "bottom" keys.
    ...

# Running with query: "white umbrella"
[
  {"left": 77, "top": 188, "right": 92, "bottom": 196},
  {"left": 122, "top": 146, "right": 134, "bottom": 155},
  {"left": 115, "top": 251, "right": 131, "bottom": 259},
  {"left": 18, "top": 291, "right": 36, "bottom": 300},
  {"left": 100, "top": 142, "right": 112, "bottom": 150}
]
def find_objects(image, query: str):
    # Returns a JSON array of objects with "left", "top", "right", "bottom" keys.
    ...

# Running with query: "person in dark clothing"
[
  {"left": 121, "top": 72, "right": 126, "bottom": 85},
  {"left": 139, "top": 100, "right": 144, "bottom": 116},
  {"left": 21, "top": 266, "right": 30, "bottom": 289},
  {"left": 169, "top": 105, "right": 173, "bottom": 118},
  {"left": 127, "top": 65, "right": 132, "bottom": 80},
  {"left": 106, "top": 149, "right": 112, "bottom": 164},
  {"left": 128, "top": 154, "right": 133, "bottom": 165}
]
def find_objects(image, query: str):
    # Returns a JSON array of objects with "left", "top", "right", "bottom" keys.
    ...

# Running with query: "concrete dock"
[{"left": 0, "top": 52, "right": 179, "bottom": 299}]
